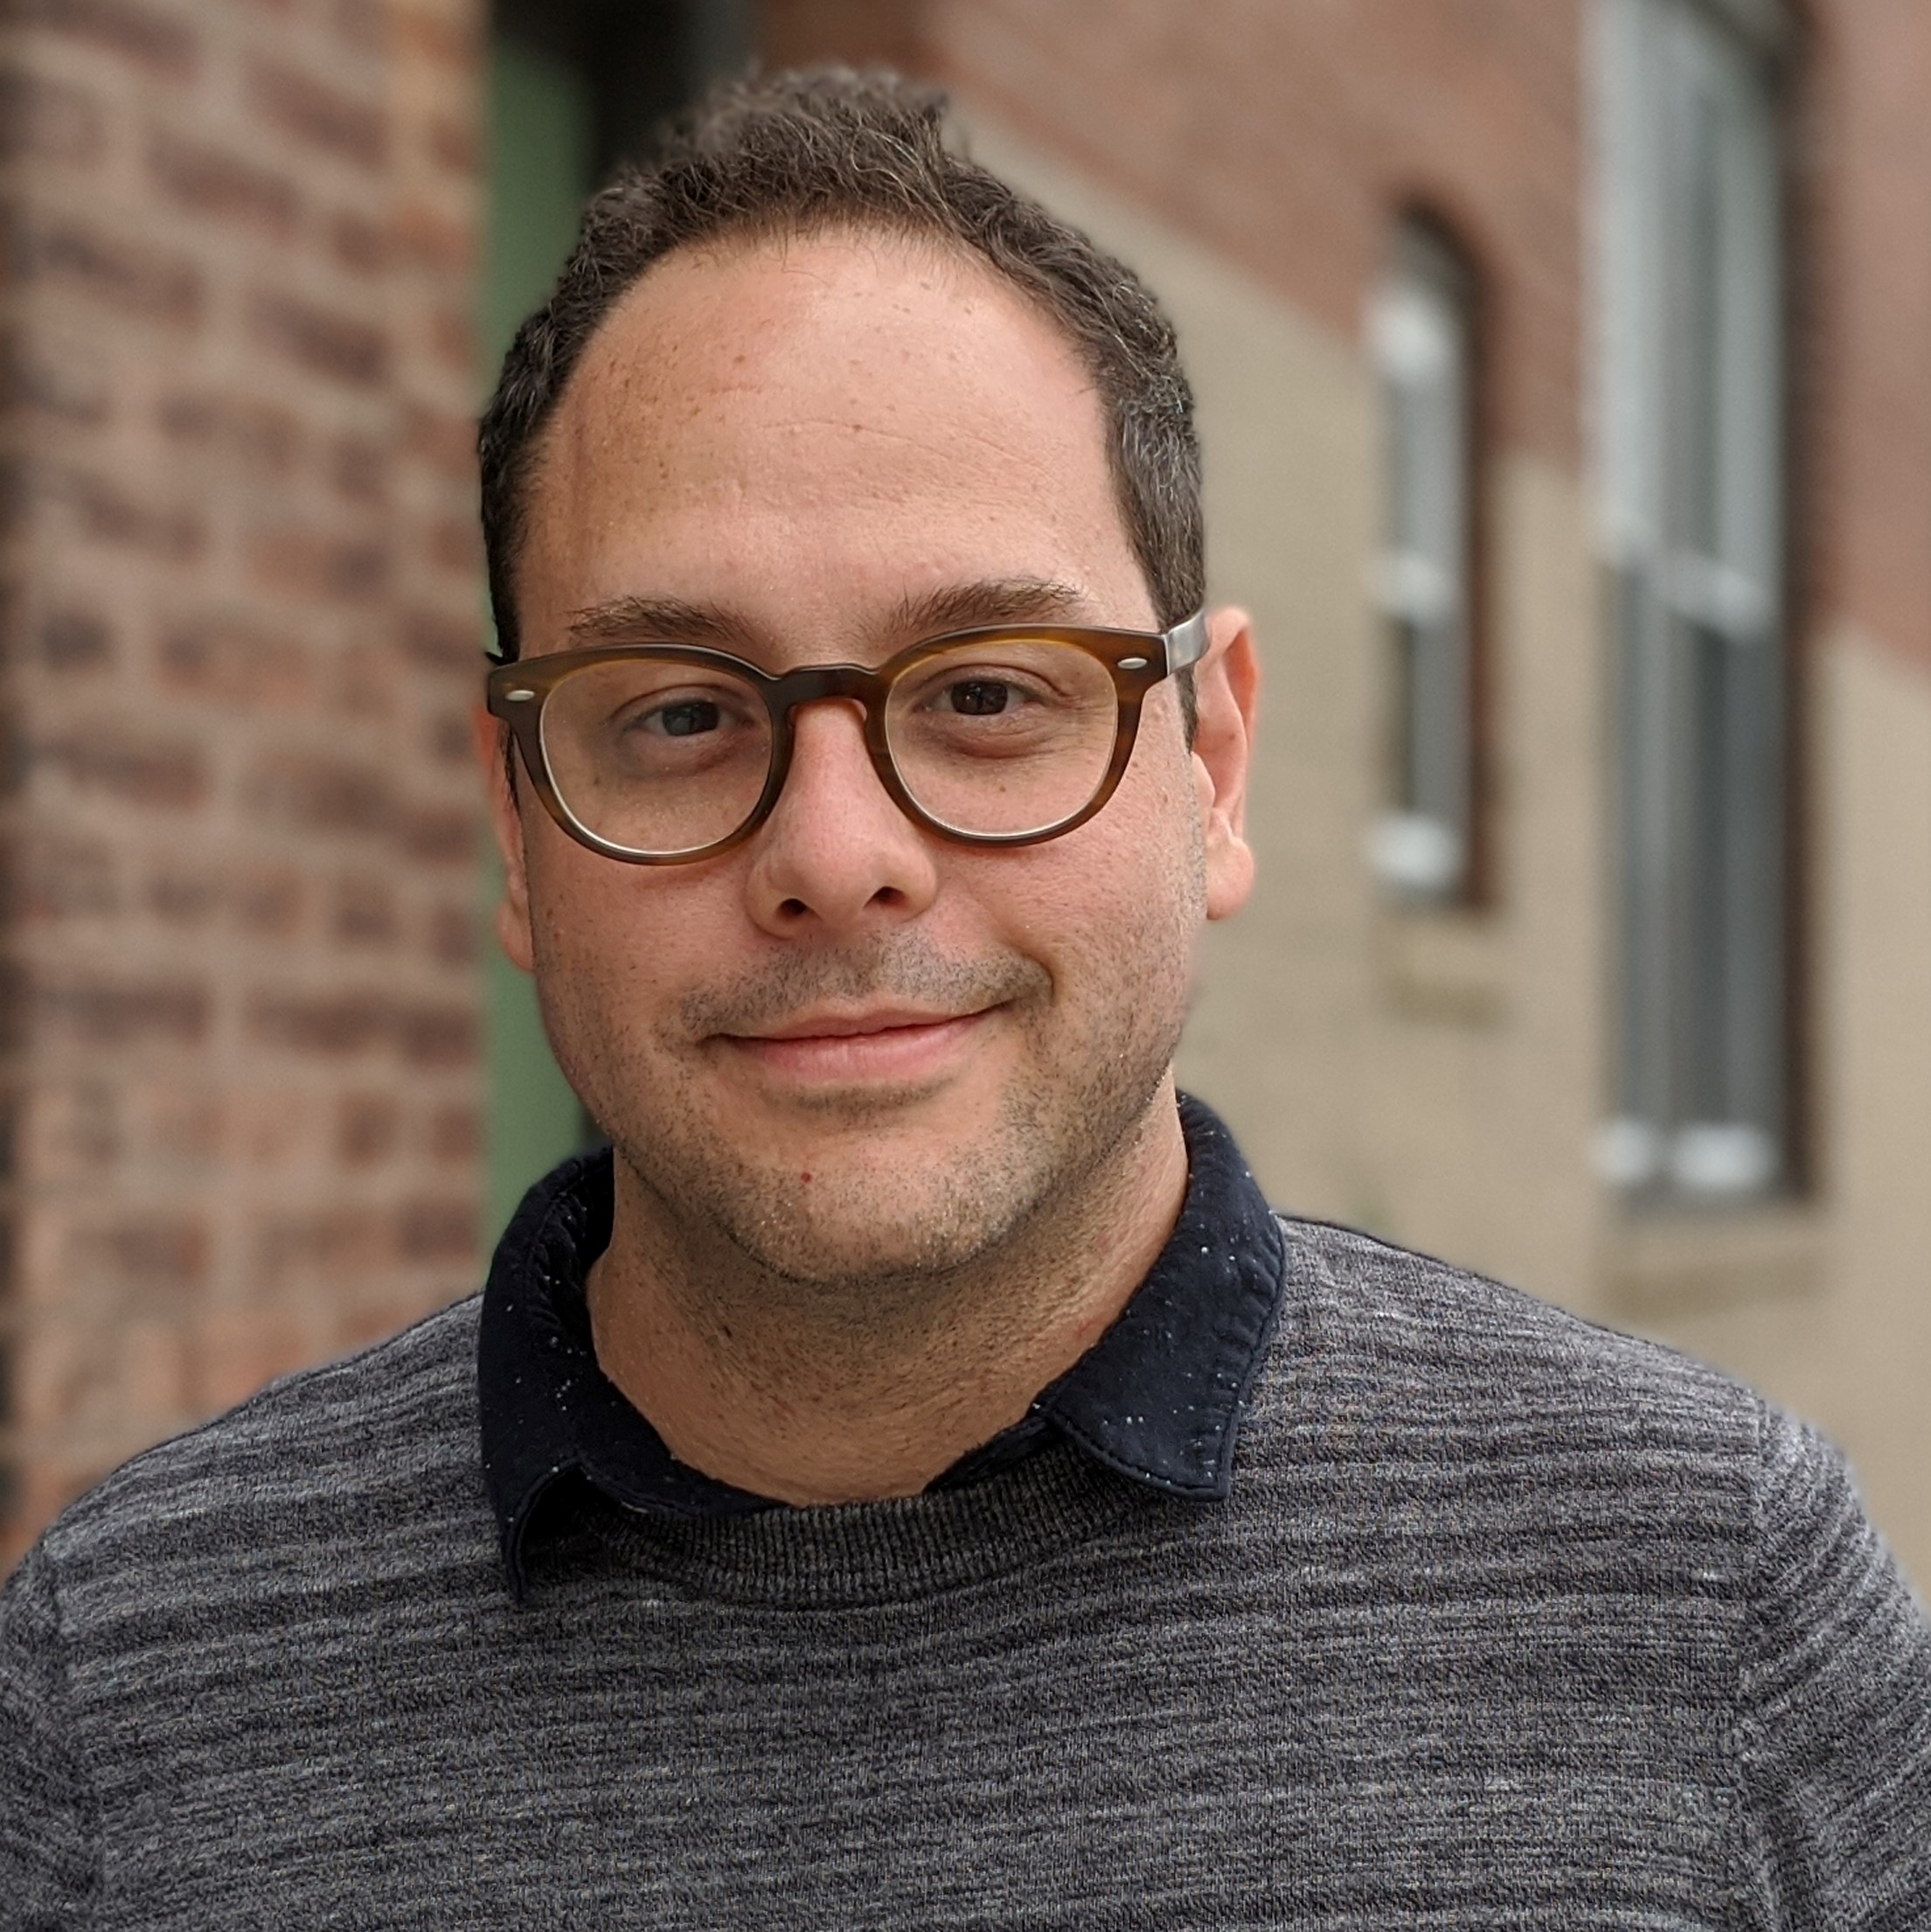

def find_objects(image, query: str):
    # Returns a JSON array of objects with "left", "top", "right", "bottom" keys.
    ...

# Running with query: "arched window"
[
  {"left": 1368, "top": 219, "right": 1482, "bottom": 904},
  {"left": 1597, "top": 0, "right": 1791, "bottom": 1201}
]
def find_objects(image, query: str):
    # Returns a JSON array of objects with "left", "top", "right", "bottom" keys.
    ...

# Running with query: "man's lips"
[{"left": 715, "top": 1007, "right": 995, "bottom": 1081}]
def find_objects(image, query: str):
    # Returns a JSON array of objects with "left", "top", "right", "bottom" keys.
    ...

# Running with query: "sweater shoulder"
[
  {"left": 1271, "top": 1213, "right": 1763, "bottom": 1454},
  {"left": 32, "top": 1295, "right": 486, "bottom": 1584}
]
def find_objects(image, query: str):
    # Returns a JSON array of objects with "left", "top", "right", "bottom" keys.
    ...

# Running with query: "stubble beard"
[{"left": 545, "top": 923, "right": 1194, "bottom": 1361}]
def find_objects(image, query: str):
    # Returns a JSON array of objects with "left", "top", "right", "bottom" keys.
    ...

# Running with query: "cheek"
[
  {"left": 520, "top": 828, "right": 720, "bottom": 1043},
  {"left": 990, "top": 769, "right": 1205, "bottom": 990}
]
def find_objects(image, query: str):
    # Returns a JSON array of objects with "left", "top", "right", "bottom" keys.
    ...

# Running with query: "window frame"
[
  {"left": 1367, "top": 216, "right": 1488, "bottom": 909},
  {"left": 1595, "top": 0, "right": 1797, "bottom": 1207}
]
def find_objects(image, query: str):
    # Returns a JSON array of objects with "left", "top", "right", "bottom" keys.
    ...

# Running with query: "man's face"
[{"left": 485, "top": 227, "right": 1255, "bottom": 1293}]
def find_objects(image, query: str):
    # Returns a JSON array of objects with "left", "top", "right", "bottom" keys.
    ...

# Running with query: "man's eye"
[
  {"left": 647, "top": 699, "right": 722, "bottom": 737},
  {"left": 945, "top": 679, "right": 1015, "bottom": 716}
]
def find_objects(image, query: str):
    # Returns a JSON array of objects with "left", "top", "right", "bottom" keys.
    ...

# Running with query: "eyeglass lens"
[{"left": 538, "top": 637, "right": 1122, "bottom": 856}]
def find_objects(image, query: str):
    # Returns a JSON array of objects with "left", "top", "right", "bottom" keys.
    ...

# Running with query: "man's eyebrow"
[
  {"left": 564, "top": 596, "right": 754, "bottom": 649},
  {"left": 890, "top": 578, "right": 1094, "bottom": 636},
  {"left": 563, "top": 580, "right": 1096, "bottom": 654}
]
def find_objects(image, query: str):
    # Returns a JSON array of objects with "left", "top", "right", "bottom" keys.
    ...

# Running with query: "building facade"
[{"left": 4, "top": 0, "right": 1930, "bottom": 1581}]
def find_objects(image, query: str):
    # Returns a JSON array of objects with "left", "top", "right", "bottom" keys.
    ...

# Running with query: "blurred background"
[{"left": 3, "top": 0, "right": 1928, "bottom": 1579}]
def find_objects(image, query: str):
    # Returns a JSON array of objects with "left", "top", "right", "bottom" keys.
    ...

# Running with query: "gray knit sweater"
[{"left": 3, "top": 1217, "right": 1928, "bottom": 1929}]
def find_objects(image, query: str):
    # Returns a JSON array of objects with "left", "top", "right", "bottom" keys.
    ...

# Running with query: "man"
[{"left": 3, "top": 67, "right": 1928, "bottom": 1929}]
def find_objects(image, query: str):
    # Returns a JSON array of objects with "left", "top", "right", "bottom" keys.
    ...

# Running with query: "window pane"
[
  {"left": 1370, "top": 225, "right": 1476, "bottom": 902},
  {"left": 1600, "top": 0, "right": 1787, "bottom": 1203}
]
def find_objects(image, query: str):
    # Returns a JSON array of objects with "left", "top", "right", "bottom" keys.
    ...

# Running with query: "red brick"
[
  {"left": 0, "top": 328, "right": 112, "bottom": 424},
  {"left": 148, "top": 129, "right": 302, "bottom": 240},
  {"left": 251, "top": 1210, "right": 390, "bottom": 1290},
  {"left": 335, "top": 1089, "right": 399, "bottom": 1164},
  {"left": 424, "top": 110, "right": 476, "bottom": 180},
  {"left": 56, "top": 467, "right": 205, "bottom": 559},
  {"left": 400, "top": 801, "right": 477, "bottom": 867},
  {"left": 247, "top": 749, "right": 396, "bottom": 841},
  {"left": 390, "top": 197, "right": 472, "bottom": 275},
  {"left": 15, "top": 828, "right": 120, "bottom": 920},
  {"left": 330, "top": 637, "right": 402, "bottom": 721},
  {"left": 395, "top": 1196, "right": 473, "bottom": 1265},
  {"left": 330, "top": 0, "right": 384, "bottom": 53},
  {"left": 245, "top": 55, "right": 386, "bottom": 170},
  {"left": 0, "top": 63, "right": 107, "bottom": 166},
  {"left": 399, "top": 402, "right": 476, "bottom": 484},
  {"left": 35, "top": 971, "right": 208, "bottom": 1048},
  {"left": 0, "top": 963, "right": 24, "bottom": 1051},
  {"left": 329, "top": 872, "right": 398, "bottom": 945},
  {"left": 33, "top": 720, "right": 207, "bottom": 807},
  {"left": 112, "top": 1316, "right": 192, "bottom": 1421},
  {"left": 0, "top": 456, "right": 31, "bottom": 539},
  {"left": 422, "top": 704, "right": 471, "bottom": 767},
  {"left": 762, "top": 0, "right": 922, "bottom": 72},
  {"left": 230, "top": 862, "right": 305, "bottom": 937},
  {"left": 396, "top": 1000, "right": 473, "bottom": 1067},
  {"left": 155, "top": 388, "right": 304, "bottom": 476},
  {"left": 245, "top": 525, "right": 391, "bottom": 601},
  {"left": 67, "top": 1211, "right": 208, "bottom": 1295},
  {"left": 124, "top": 1081, "right": 219, "bottom": 1168},
  {"left": 31, "top": 1080, "right": 122, "bottom": 1174},
  {"left": 38, "top": 607, "right": 114, "bottom": 672},
  {"left": 250, "top": 290, "right": 390, "bottom": 387},
  {"left": 423, "top": 514, "right": 480, "bottom": 578},
  {"left": 399, "top": 602, "right": 479, "bottom": 672},
  {"left": 248, "top": 987, "right": 391, "bottom": 1056},
  {"left": 158, "top": 615, "right": 314, "bottom": 709},
  {"left": 0, "top": 0, "right": 199, "bottom": 80},
  {"left": 389, "top": 1, "right": 476, "bottom": 76},
  {"left": 142, "top": 861, "right": 218, "bottom": 928},
  {"left": 425, "top": 898, "right": 475, "bottom": 967},
  {"left": 427, "top": 1101, "right": 477, "bottom": 1164},
  {"left": 424, "top": 301, "right": 473, "bottom": 379},
  {"left": 2, "top": 208, "right": 202, "bottom": 325},
  {"left": 330, "top": 431, "right": 391, "bottom": 504},
  {"left": 325, "top": 205, "right": 389, "bottom": 275},
  {"left": 188, "top": 1306, "right": 317, "bottom": 1410}
]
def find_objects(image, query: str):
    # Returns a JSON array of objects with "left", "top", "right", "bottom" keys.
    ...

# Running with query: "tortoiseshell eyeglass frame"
[{"left": 483, "top": 608, "right": 1210, "bottom": 865}]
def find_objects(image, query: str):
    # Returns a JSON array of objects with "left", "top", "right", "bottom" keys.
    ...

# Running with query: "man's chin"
[{"left": 691, "top": 1118, "right": 1045, "bottom": 1289}]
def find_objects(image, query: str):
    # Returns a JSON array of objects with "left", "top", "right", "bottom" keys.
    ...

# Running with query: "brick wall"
[
  {"left": 0, "top": 0, "right": 486, "bottom": 1560},
  {"left": 1796, "top": 0, "right": 1931, "bottom": 673}
]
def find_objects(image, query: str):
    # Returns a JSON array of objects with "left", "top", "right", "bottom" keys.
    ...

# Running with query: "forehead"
[{"left": 517, "top": 227, "right": 1148, "bottom": 653}]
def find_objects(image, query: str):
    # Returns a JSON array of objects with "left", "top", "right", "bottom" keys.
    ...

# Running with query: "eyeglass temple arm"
[{"left": 1161, "top": 608, "right": 1211, "bottom": 677}]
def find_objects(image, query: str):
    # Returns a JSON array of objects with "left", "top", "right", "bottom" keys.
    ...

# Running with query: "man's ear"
[
  {"left": 1191, "top": 606, "right": 1260, "bottom": 921},
  {"left": 473, "top": 705, "right": 537, "bottom": 974}
]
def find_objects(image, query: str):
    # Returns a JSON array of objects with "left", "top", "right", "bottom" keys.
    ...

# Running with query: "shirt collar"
[{"left": 478, "top": 1094, "right": 1286, "bottom": 1595}]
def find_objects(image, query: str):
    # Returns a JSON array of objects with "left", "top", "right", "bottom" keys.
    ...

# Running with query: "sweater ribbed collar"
[{"left": 478, "top": 1095, "right": 1285, "bottom": 1597}]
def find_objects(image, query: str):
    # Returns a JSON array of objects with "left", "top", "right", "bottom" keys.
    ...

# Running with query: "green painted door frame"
[
  {"left": 481, "top": 4, "right": 753, "bottom": 1244},
  {"left": 481, "top": 35, "right": 597, "bottom": 1244}
]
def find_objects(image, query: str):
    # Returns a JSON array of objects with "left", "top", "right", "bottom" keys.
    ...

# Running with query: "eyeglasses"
[{"left": 485, "top": 610, "right": 1208, "bottom": 865}]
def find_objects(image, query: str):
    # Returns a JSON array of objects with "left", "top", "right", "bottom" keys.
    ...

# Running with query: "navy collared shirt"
[{"left": 478, "top": 1094, "right": 1288, "bottom": 1594}]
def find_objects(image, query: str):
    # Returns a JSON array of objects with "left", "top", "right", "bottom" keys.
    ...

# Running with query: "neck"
[{"left": 585, "top": 1088, "right": 1191, "bottom": 1505}]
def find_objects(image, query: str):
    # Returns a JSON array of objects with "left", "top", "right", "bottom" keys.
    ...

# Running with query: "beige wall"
[
  {"left": 1644, "top": 636, "right": 1931, "bottom": 1571},
  {"left": 970, "top": 118, "right": 1931, "bottom": 1587}
]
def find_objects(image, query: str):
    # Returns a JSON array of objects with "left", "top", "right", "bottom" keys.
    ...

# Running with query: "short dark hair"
[{"left": 478, "top": 66, "right": 1204, "bottom": 667}]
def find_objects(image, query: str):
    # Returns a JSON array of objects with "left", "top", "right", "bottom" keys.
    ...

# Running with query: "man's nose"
[{"left": 741, "top": 699, "right": 939, "bottom": 936}]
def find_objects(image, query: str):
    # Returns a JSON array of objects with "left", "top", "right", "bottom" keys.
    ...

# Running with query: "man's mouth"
[{"left": 717, "top": 1006, "right": 995, "bottom": 1082}]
